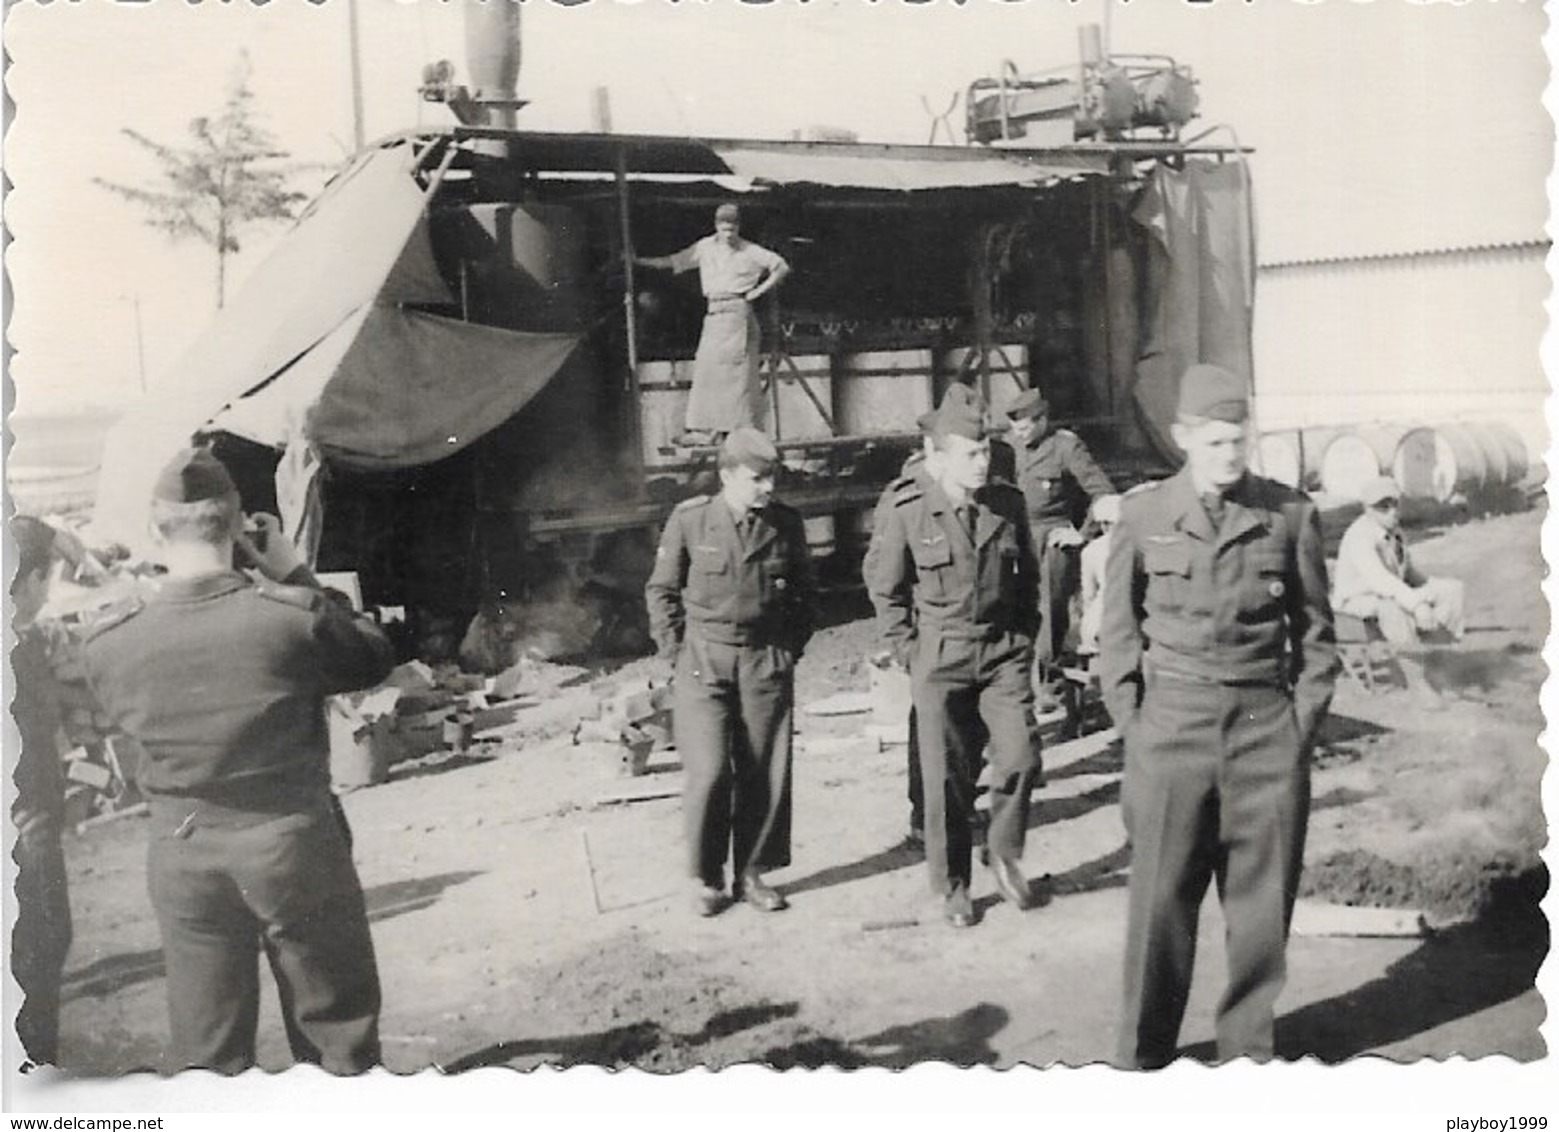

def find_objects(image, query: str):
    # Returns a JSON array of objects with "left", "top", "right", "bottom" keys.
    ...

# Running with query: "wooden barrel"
[
  {"left": 1389, "top": 427, "right": 1440, "bottom": 499},
  {"left": 637, "top": 359, "right": 693, "bottom": 467},
  {"left": 1319, "top": 425, "right": 1407, "bottom": 500},
  {"left": 1296, "top": 426, "right": 1342, "bottom": 490},
  {"left": 1427, "top": 423, "right": 1491, "bottom": 502},
  {"left": 1254, "top": 431, "right": 1302, "bottom": 488},
  {"left": 938, "top": 344, "right": 1030, "bottom": 419},
  {"left": 803, "top": 515, "right": 837, "bottom": 559},
  {"left": 767, "top": 354, "right": 834, "bottom": 442},
  {"left": 836, "top": 349, "right": 935, "bottom": 435},
  {"left": 1462, "top": 421, "right": 1528, "bottom": 488}
]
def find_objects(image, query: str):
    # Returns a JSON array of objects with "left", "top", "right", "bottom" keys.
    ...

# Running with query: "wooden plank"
[{"left": 593, "top": 779, "right": 681, "bottom": 808}]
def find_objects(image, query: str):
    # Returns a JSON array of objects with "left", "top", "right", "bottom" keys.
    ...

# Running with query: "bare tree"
[{"left": 96, "top": 53, "right": 308, "bottom": 308}]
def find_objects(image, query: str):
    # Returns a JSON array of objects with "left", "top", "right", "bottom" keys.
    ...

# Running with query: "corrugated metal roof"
[
  {"left": 709, "top": 142, "right": 1105, "bottom": 190},
  {"left": 435, "top": 127, "right": 1112, "bottom": 189}
]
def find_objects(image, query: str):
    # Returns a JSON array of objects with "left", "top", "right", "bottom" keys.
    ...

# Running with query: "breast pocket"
[
  {"left": 689, "top": 545, "right": 730, "bottom": 602},
  {"left": 911, "top": 536, "right": 955, "bottom": 600},
  {"left": 1143, "top": 540, "right": 1193, "bottom": 613}
]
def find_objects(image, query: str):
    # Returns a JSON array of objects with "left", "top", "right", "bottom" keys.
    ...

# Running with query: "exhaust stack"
[
  {"left": 465, "top": 0, "right": 522, "bottom": 130},
  {"left": 420, "top": 0, "right": 526, "bottom": 129}
]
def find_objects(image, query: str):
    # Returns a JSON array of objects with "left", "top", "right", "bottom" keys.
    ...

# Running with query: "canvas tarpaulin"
[
  {"left": 212, "top": 307, "right": 580, "bottom": 468},
  {"left": 91, "top": 140, "right": 451, "bottom": 549},
  {"left": 1129, "top": 159, "right": 1256, "bottom": 460}
]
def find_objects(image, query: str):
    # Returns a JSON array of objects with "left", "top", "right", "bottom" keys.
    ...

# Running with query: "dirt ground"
[{"left": 40, "top": 501, "right": 1550, "bottom": 1079}]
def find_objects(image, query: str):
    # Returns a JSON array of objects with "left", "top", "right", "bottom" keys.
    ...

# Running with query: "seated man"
[
  {"left": 1076, "top": 493, "right": 1122, "bottom": 662},
  {"left": 1334, "top": 475, "right": 1465, "bottom": 645}
]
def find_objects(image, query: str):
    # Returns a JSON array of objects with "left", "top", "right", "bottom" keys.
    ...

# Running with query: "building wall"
[{"left": 1251, "top": 243, "right": 1551, "bottom": 465}]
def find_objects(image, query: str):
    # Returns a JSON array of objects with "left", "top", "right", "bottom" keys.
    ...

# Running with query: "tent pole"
[{"left": 615, "top": 148, "right": 647, "bottom": 492}]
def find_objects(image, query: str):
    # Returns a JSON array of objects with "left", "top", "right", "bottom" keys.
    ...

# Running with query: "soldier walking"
[
  {"left": 1099, "top": 364, "right": 1338, "bottom": 1067},
  {"left": 82, "top": 448, "right": 393, "bottom": 1074},
  {"left": 866, "top": 393, "right": 1043, "bottom": 928},
  {"left": 645, "top": 429, "right": 815, "bottom": 916}
]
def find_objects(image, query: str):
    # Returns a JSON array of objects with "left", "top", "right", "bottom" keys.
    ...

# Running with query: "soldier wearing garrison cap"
[
  {"left": 81, "top": 446, "right": 394, "bottom": 1073},
  {"left": 636, "top": 203, "right": 791, "bottom": 446},
  {"left": 645, "top": 427, "right": 816, "bottom": 917},
  {"left": 1099, "top": 363, "right": 1338, "bottom": 1067},
  {"left": 1004, "top": 386, "right": 1116, "bottom": 709},
  {"left": 865, "top": 388, "right": 1043, "bottom": 928},
  {"left": 864, "top": 384, "right": 1015, "bottom": 851}
]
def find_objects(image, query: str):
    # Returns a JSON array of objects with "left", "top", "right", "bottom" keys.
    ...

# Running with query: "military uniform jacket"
[
  {"left": 865, "top": 475, "right": 1039, "bottom": 663},
  {"left": 82, "top": 571, "right": 396, "bottom": 805},
  {"left": 1015, "top": 427, "right": 1115, "bottom": 530},
  {"left": 645, "top": 495, "right": 815, "bottom": 657},
  {"left": 1098, "top": 468, "right": 1339, "bottom": 742}
]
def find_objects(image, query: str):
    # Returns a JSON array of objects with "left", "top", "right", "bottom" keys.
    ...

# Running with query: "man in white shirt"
[
  {"left": 636, "top": 204, "right": 790, "bottom": 445},
  {"left": 1333, "top": 474, "right": 1465, "bottom": 646},
  {"left": 1076, "top": 493, "right": 1121, "bottom": 660}
]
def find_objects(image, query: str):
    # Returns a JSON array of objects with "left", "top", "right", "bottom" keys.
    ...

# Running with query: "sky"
[{"left": 2, "top": 0, "right": 1550, "bottom": 416}]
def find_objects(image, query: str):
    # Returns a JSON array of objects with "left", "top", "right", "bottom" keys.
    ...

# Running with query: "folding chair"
[{"left": 1333, "top": 611, "right": 1397, "bottom": 693}]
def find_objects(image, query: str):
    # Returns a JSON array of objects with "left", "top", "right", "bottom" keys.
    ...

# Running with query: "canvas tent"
[{"left": 90, "top": 139, "right": 582, "bottom": 552}]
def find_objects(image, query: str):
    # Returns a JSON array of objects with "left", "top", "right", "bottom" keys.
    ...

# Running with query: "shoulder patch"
[
  {"left": 79, "top": 596, "right": 145, "bottom": 641},
  {"left": 252, "top": 578, "right": 322, "bottom": 612},
  {"left": 890, "top": 478, "right": 924, "bottom": 507}
]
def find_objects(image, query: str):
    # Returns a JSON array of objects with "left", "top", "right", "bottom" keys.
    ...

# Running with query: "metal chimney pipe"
[{"left": 465, "top": 0, "right": 521, "bottom": 129}]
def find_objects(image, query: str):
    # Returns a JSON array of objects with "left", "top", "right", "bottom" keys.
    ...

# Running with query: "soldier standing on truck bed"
[
  {"left": 1099, "top": 364, "right": 1338, "bottom": 1068},
  {"left": 865, "top": 392, "right": 1043, "bottom": 928},
  {"left": 635, "top": 203, "right": 791, "bottom": 447},
  {"left": 645, "top": 429, "right": 815, "bottom": 917}
]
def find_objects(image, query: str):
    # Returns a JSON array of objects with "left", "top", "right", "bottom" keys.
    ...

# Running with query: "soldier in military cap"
[
  {"left": 81, "top": 447, "right": 394, "bottom": 1074},
  {"left": 1004, "top": 387, "right": 1116, "bottom": 709},
  {"left": 645, "top": 428, "right": 815, "bottom": 916},
  {"left": 864, "top": 383, "right": 1011, "bottom": 851},
  {"left": 865, "top": 391, "right": 1043, "bottom": 927},
  {"left": 1099, "top": 363, "right": 1338, "bottom": 1067}
]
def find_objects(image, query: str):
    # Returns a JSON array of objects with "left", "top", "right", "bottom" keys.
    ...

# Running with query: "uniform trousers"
[
  {"left": 12, "top": 829, "right": 72, "bottom": 1065},
  {"left": 912, "top": 632, "right": 1041, "bottom": 896},
  {"left": 1118, "top": 671, "right": 1309, "bottom": 1068},
  {"left": 1033, "top": 524, "right": 1082, "bottom": 668},
  {"left": 146, "top": 797, "right": 381, "bottom": 1074},
  {"left": 1338, "top": 577, "right": 1465, "bottom": 647},
  {"left": 676, "top": 634, "right": 794, "bottom": 887}
]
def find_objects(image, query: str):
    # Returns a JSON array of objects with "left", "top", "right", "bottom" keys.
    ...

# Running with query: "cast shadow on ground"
[
  {"left": 63, "top": 947, "right": 165, "bottom": 1001},
  {"left": 439, "top": 1001, "right": 801, "bottom": 1071},
  {"left": 1045, "top": 738, "right": 1124, "bottom": 783},
  {"left": 972, "top": 842, "right": 1130, "bottom": 916},
  {"left": 1028, "top": 779, "right": 1119, "bottom": 830},
  {"left": 763, "top": 1002, "right": 1010, "bottom": 1069},
  {"left": 365, "top": 870, "right": 483, "bottom": 924},
  {"left": 778, "top": 838, "right": 924, "bottom": 899},
  {"left": 1177, "top": 915, "right": 1548, "bottom": 1065},
  {"left": 1424, "top": 646, "right": 1536, "bottom": 698}
]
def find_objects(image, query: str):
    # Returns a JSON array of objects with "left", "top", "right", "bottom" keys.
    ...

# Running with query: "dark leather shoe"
[
  {"left": 738, "top": 873, "right": 788, "bottom": 912},
  {"left": 942, "top": 887, "right": 976, "bottom": 928},
  {"left": 990, "top": 855, "right": 1034, "bottom": 910},
  {"left": 691, "top": 884, "right": 728, "bottom": 918}
]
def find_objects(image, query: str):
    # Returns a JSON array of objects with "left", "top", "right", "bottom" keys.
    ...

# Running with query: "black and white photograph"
[{"left": 3, "top": 0, "right": 1553, "bottom": 1120}]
